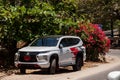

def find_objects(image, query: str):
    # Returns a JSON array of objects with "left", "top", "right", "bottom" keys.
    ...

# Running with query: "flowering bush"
[{"left": 72, "top": 22, "right": 111, "bottom": 61}]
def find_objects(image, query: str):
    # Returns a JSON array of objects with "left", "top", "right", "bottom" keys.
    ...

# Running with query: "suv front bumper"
[{"left": 15, "top": 61, "right": 50, "bottom": 69}]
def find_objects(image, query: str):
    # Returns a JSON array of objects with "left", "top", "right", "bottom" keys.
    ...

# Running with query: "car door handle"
[{"left": 66, "top": 50, "right": 70, "bottom": 53}]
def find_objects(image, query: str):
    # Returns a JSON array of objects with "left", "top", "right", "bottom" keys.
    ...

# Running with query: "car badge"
[{"left": 26, "top": 52, "right": 29, "bottom": 55}]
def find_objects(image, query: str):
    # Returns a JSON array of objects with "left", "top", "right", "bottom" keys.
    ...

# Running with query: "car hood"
[{"left": 19, "top": 46, "right": 59, "bottom": 52}]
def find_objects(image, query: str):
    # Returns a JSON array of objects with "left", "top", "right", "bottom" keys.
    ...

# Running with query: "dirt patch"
[
  {"left": 82, "top": 55, "right": 115, "bottom": 69},
  {"left": 82, "top": 62, "right": 103, "bottom": 69}
]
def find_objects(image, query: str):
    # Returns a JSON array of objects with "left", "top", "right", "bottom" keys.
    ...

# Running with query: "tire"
[
  {"left": 72, "top": 57, "right": 82, "bottom": 71},
  {"left": 49, "top": 58, "right": 57, "bottom": 74},
  {"left": 20, "top": 68, "right": 26, "bottom": 74}
]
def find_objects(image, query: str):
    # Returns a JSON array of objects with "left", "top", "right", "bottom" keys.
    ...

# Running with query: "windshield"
[{"left": 30, "top": 37, "right": 59, "bottom": 47}]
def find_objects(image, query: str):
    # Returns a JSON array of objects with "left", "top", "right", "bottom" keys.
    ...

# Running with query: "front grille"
[{"left": 19, "top": 52, "right": 39, "bottom": 62}]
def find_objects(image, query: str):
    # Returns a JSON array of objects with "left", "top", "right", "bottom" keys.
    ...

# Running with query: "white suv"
[{"left": 15, "top": 35, "right": 86, "bottom": 74}]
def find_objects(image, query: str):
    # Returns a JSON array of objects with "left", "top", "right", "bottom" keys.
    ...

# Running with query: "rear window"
[{"left": 60, "top": 38, "right": 80, "bottom": 47}]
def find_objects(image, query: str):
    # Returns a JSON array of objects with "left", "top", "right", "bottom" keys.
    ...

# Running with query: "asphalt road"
[
  {"left": 78, "top": 49, "right": 120, "bottom": 80},
  {"left": 78, "top": 64, "right": 120, "bottom": 80}
]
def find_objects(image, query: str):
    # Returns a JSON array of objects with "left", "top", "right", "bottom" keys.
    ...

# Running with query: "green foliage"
[
  {"left": 0, "top": 0, "right": 77, "bottom": 43},
  {"left": 0, "top": 0, "right": 78, "bottom": 66},
  {"left": 75, "top": 0, "right": 120, "bottom": 30},
  {"left": 0, "top": 0, "right": 120, "bottom": 66},
  {"left": 1, "top": 0, "right": 119, "bottom": 44}
]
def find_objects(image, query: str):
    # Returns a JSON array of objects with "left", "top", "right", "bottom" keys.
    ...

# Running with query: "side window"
[
  {"left": 67, "top": 38, "right": 73, "bottom": 46},
  {"left": 60, "top": 38, "right": 69, "bottom": 47},
  {"left": 72, "top": 38, "right": 80, "bottom": 45},
  {"left": 67, "top": 38, "right": 80, "bottom": 46},
  {"left": 60, "top": 38, "right": 80, "bottom": 47}
]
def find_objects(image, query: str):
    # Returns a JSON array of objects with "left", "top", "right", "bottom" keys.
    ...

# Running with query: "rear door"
[{"left": 59, "top": 38, "right": 76, "bottom": 66}]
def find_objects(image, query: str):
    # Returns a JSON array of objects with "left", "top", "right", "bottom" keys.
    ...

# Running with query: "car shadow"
[
  {"left": 15, "top": 67, "right": 75, "bottom": 75},
  {"left": 32, "top": 68, "right": 74, "bottom": 75}
]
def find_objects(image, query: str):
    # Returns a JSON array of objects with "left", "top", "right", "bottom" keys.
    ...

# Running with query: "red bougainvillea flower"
[
  {"left": 75, "top": 30, "right": 81, "bottom": 33},
  {"left": 73, "top": 22, "right": 111, "bottom": 61}
]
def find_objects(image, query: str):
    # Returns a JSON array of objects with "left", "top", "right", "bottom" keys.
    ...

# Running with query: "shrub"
[{"left": 73, "top": 22, "right": 111, "bottom": 61}]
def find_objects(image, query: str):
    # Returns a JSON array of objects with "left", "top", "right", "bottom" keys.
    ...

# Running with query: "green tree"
[
  {"left": 0, "top": 0, "right": 77, "bottom": 66},
  {"left": 75, "top": 0, "right": 120, "bottom": 30}
]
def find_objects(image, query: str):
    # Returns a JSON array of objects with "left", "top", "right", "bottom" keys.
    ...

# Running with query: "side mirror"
[{"left": 59, "top": 44, "right": 63, "bottom": 49}]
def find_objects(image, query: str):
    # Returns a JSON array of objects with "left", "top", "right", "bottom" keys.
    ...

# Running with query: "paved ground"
[{"left": 0, "top": 49, "right": 120, "bottom": 80}]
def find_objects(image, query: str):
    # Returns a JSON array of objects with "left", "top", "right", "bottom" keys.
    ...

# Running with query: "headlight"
[
  {"left": 36, "top": 55, "right": 48, "bottom": 62},
  {"left": 14, "top": 52, "right": 19, "bottom": 61}
]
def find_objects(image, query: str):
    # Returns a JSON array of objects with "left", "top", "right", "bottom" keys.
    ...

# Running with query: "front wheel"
[
  {"left": 49, "top": 58, "right": 57, "bottom": 74},
  {"left": 72, "top": 57, "right": 82, "bottom": 71}
]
